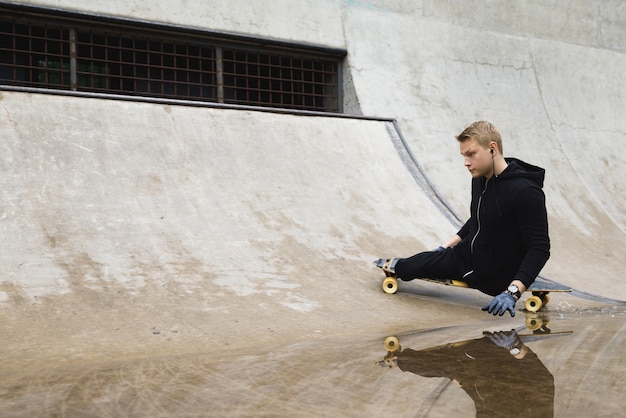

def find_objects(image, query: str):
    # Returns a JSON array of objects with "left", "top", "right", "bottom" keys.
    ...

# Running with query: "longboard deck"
[
  {"left": 380, "top": 274, "right": 571, "bottom": 312},
  {"left": 409, "top": 276, "right": 571, "bottom": 293},
  {"left": 528, "top": 278, "right": 572, "bottom": 292}
]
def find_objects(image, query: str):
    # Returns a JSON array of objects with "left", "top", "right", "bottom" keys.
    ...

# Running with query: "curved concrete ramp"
[
  {"left": 1, "top": 91, "right": 472, "bottom": 364},
  {"left": 1, "top": 91, "right": 459, "bottom": 302},
  {"left": 1, "top": 89, "right": 624, "bottom": 416}
]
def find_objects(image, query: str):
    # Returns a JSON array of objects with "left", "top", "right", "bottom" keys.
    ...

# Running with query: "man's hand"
[{"left": 482, "top": 292, "right": 517, "bottom": 317}]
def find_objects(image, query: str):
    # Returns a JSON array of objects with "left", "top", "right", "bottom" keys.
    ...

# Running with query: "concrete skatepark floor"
[{"left": 1, "top": 286, "right": 625, "bottom": 417}]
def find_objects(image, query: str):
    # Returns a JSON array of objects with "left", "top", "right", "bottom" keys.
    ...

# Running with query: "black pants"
[
  {"left": 395, "top": 248, "right": 466, "bottom": 281},
  {"left": 393, "top": 247, "right": 499, "bottom": 295}
]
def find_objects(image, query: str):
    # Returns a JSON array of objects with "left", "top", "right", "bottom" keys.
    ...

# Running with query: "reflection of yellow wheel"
[
  {"left": 384, "top": 336, "right": 400, "bottom": 352},
  {"left": 382, "top": 277, "right": 398, "bottom": 294},
  {"left": 525, "top": 295, "right": 543, "bottom": 312},
  {"left": 526, "top": 316, "right": 543, "bottom": 331}
]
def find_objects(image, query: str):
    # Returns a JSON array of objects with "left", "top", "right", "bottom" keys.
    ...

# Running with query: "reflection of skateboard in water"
[
  {"left": 374, "top": 259, "right": 571, "bottom": 312},
  {"left": 380, "top": 321, "right": 573, "bottom": 358}
]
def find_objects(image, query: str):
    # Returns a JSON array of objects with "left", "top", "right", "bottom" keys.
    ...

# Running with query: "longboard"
[{"left": 377, "top": 264, "right": 571, "bottom": 312}]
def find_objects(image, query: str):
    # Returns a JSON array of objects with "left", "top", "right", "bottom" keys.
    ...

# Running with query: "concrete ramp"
[
  {"left": 2, "top": 91, "right": 477, "bottom": 365},
  {"left": 1, "top": 88, "right": 624, "bottom": 418},
  {"left": 0, "top": 91, "right": 458, "bottom": 299}
]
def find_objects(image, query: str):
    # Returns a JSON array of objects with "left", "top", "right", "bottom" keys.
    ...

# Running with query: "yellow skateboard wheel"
[
  {"left": 525, "top": 295, "right": 543, "bottom": 312},
  {"left": 384, "top": 336, "right": 400, "bottom": 352},
  {"left": 532, "top": 291, "right": 550, "bottom": 306},
  {"left": 382, "top": 277, "right": 398, "bottom": 294}
]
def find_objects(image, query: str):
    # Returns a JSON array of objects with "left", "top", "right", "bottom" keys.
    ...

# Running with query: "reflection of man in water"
[{"left": 395, "top": 330, "right": 554, "bottom": 417}]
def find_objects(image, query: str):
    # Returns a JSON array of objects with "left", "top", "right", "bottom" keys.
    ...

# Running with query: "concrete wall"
[
  {"left": 17, "top": 1, "right": 625, "bottom": 51},
  {"left": 11, "top": 0, "right": 347, "bottom": 47}
]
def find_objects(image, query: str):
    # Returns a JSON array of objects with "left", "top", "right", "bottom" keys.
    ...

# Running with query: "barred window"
[
  {"left": 0, "top": 5, "right": 343, "bottom": 112},
  {"left": 221, "top": 49, "right": 338, "bottom": 110},
  {"left": 73, "top": 30, "right": 217, "bottom": 100}
]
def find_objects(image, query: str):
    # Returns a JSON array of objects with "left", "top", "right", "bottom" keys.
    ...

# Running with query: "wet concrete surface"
[{"left": 2, "top": 298, "right": 624, "bottom": 418}]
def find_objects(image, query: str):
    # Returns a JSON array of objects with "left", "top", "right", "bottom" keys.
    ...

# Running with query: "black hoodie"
[{"left": 456, "top": 158, "right": 550, "bottom": 295}]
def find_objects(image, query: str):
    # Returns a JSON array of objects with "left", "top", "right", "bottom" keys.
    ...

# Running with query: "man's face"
[{"left": 460, "top": 138, "right": 492, "bottom": 179}]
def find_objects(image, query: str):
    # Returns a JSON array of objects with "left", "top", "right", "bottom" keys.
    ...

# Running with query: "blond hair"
[{"left": 456, "top": 121, "right": 503, "bottom": 153}]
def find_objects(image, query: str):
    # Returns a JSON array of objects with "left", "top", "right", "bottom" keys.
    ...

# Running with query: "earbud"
[{"left": 490, "top": 149, "right": 494, "bottom": 154}]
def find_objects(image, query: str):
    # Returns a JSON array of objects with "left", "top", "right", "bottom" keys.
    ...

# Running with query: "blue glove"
[{"left": 482, "top": 292, "right": 517, "bottom": 317}]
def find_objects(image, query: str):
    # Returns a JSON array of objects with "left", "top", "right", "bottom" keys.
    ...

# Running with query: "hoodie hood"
[{"left": 499, "top": 158, "right": 546, "bottom": 188}]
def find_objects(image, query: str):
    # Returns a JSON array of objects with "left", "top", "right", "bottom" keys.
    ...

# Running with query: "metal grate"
[
  {"left": 0, "top": 19, "right": 71, "bottom": 89},
  {"left": 221, "top": 48, "right": 339, "bottom": 111},
  {"left": 74, "top": 30, "right": 217, "bottom": 100},
  {"left": 0, "top": 8, "right": 342, "bottom": 112}
]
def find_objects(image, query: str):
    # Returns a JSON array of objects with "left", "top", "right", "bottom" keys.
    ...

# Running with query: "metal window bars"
[{"left": 0, "top": 12, "right": 340, "bottom": 112}]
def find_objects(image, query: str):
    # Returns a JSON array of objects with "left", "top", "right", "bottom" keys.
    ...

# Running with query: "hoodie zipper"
[{"left": 470, "top": 178, "right": 489, "bottom": 255}]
